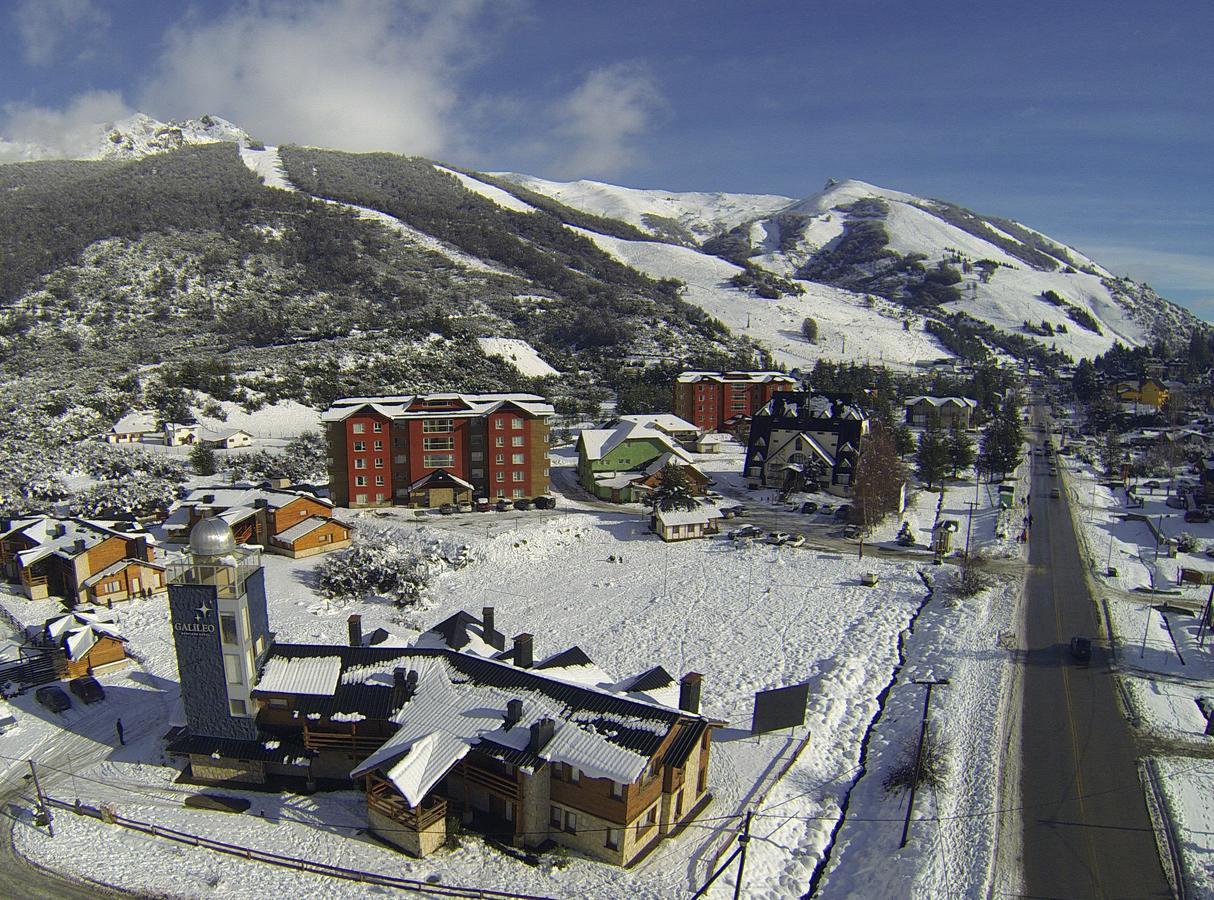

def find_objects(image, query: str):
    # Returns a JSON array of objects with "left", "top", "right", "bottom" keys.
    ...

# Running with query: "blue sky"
[{"left": 2, "top": 0, "right": 1211, "bottom": 318}]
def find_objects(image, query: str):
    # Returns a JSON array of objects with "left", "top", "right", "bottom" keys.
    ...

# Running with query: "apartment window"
[
  {"left": 550, "top": 806, "right": 562, "bottom": 828},
  {"left": 220, "top": 613, "right": 238, "bottom": 645},
  {"left": 543, "top": 467, "right": 550, "bottom": 476},
  {"left": 423, "top": 454, "right": 455, "bottom": 468},
  {"left": 393, "top": 437, "right": 403, "bottom": 448},
  {"left": 512, "top": 488, "right": 524, "bottom": 498},
  {"left": 223, "top": 654, "right": 243, "bottom": 686},
  {"left": 511, "top": 453, "right": 524, "bottom": 465},
  {"left": 373, "top": 440, "right": 383, "bottom": 450},
  {"left": 354, "top": 459, "right": 366, "bottom": 470},
  {"left": 610, "top": 781, "right": 623, "bottom": 799},
  {"left": 375, "top": 492, "right": 386, "bottom": 502},
  {"left": 471, "top": 451, "right": 483, "bottom": 462},
  {"left": 511, "top": 435, "right": 524, "bottom": 447},
  {"left": 606, "top": 827, "right": 621, "bottom": 851},
  {"left": 394, "top": 454, "right": 407, "bottom": 464},
  {"left": 645, "top": 805, "right": 658, "bottom": 828},
  {"left": 564, "top": 811, "right": 577, "bottom": 834},
  {"left": 353, "top": 441, "right": 366, "bottom": 452},
  {"left": 374, "top": 475, "right": 384, "bottom": 486},
  {"left": 495, "top": 453, "right": 504, "bottom": 464},
  {"left": 354, "top": 476, "right": 367, "bottom": 487},
  {"left": 511, "top": 418, "right": 523, "bottom": 430},
  {"left": 423, "top": 419, "right": 453, "bottom": 433},
  {"left": 352, "top": 423, "right": 365, "bottom": 434},
  {"left": 372, "top": 422, "right": 383, "bottom": 432},
  {"left": 424, "top": 437, "right": 455, "bottom": 450},
  {"left": 512, "top": 471, "right": 524, "bottom": 482},
  {"left": 496, "top": 472, "right": 504, "bottom": 483},
  {"left": 675, "top": 792, "right": 684, "bottom": 818},
  {"left": 494, "top": 417, "right": 504, "bottom": 430},
  {"left": 374, "top": 457, "right": 384, "bottom": 468},
  {"left": 471, "top": 468, "right": 483, "bottom": 478},
  {"left": 495, "top": 436, "right": 504, "bottom": 447},
  {"left": 568, "top": 766, "right": 580, "bottom": 784},
  {"left": 355, "top": 493, "right": 368, "bottom": 505},
  {"left": 697, "top": 764, "right": 708, "bottom": 795}
]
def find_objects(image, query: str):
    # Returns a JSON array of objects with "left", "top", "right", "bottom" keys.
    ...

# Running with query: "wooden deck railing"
[
  {"left": 463, "top": 764, "right": 520, "bottom": 800},
  {"left": 303, "top": 729, "right": 383, "bottom": 756},
  {"left": 367, "top": 780, "right": 447, "bottom": 831}
]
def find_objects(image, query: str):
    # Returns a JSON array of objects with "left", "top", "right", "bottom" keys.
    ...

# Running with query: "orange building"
[{"left": 672, "top": 371, "right": 798, "bottom": 433}]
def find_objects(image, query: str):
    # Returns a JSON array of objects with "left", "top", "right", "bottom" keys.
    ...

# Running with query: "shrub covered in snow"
[
  {"left": 69, "top": 478, "right": 179, "bottom": 519},
  {"left": 223, "top": 431, "right": 327, "bottom": 484},
  {"left": 317, "top": 525, "right": 472, "bottom": 607}
]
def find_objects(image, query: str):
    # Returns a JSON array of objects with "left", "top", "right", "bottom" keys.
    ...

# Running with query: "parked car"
[
  {"left": 513, "top": 499, "right": 533, "bottom": 511},
  {"left": 729, "top": 505, "right": 748, "bottom": 517},
  {"left": 800, "top": 501, "right": 819, "bottom": 515},
  {"left": 819, "top": 503, "right": 834, "bottom": 515},
  {"left": 1167, "top": 496, "right": 1188, "bottom": 509},
  {"left": 494, "top": 499, "right": 511, "bottom": 512},
  {"left": 834, "top": 504, "right": 852, "bottom": 520},
  {"left": 842, "top": 524, "right": 862, "bottom": 538},
  {"left": 35, "top": 686, "right": 71, "bottom": 713},
  {"left": 766, "top": 531, "right": 791, "bottom": 545},
  {"left": 438, "top": 503, "right": 456, "bottom": 515},
  {"left": 1144, "top": 480, "right": 1161, "bottom": 491},
  {"left": 535, "top": 496, "right": 557, "bottom": 510},
  {"left": 69, "top": 676, "right": 105, "bottom": 704},
  {"left": 475, "top": 498, "right": 492, "bottom": 512},
  {"left": 729, "top": 525, "right": 761, "bottom": 541},
  {"left": 457, "top": 501, "right": 473, "bottom": 513},
  {"left": 786, "top": 534, "right": 806, "bottom": 548},
  {"left": 1185, "top": 509, "right": 1211, "bottom": 523},
  {"left": 1069, "top": 636, "right": 1092, "bottom": 665}
]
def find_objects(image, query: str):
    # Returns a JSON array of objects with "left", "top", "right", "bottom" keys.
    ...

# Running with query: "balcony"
[
  {"left": 303, "top": 728, "right": 384, "bottom": 757},
  {"left": 367, "top": 776, "right": 447, "bottom": 831},
  {"left": 462, "top": 763, "right": 520, "bottom": 801}
]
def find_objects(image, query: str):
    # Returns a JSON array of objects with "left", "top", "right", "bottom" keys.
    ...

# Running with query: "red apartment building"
[
  {"left": 672, "top": 371, "right": 798, "bottom": 432},
  {"left": 324, "top": 394, "right": 554, "bottom": 508}
]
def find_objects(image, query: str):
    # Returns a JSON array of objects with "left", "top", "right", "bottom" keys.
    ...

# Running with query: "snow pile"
[{"left": 476, "top": 337, "right": 560, "bottom": 377}]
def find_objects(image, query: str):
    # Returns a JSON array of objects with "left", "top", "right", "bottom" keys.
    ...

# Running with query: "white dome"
[{"left": 189, "top": 517, "right": 236, "bottom": 557}]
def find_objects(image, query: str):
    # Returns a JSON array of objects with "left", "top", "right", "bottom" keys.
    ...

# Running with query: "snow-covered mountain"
[{"left": 93, "top": 113, "right": 254, "bottom": 160}]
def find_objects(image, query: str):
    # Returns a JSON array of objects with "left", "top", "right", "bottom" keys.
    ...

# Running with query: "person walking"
[{"left": 115, "top": 718, "right": 125, "bottom": 746}]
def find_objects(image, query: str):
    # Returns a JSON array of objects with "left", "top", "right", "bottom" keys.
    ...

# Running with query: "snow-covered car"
[
  {"left": 729, "top": 525, "right": 761, "bottom": 540},
  {"left": 475, "top": 498, "right": 492, "bottom": 512},
  {"left": 799, "top": 501, "right": 818, "bottom": 514},
  {"left": 786, "top": 534, "right": 805, "bottom": 548},
  {"left": 513, "top": 499, "right": 533, "bottom": 511},
  {"left": 495, "top": 500, "right": 511, "bottom": 512},
  {"left": 765, "top": 531, "right": 791, "bottom": 545},
  {"left": 70, "top": 676, "right": 104, "bottom": 704}
]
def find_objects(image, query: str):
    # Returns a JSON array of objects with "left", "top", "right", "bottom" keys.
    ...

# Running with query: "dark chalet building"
[
  {"left": 743, "top": 393, "right": 869, "bottom": 495},
  {"left": 323, "top": 393, "right": 555, "bottom": 508}
]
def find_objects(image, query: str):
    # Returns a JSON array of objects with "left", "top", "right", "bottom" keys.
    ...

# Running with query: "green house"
[{"left": 576, "top": 422, "right": 693, "bottom": 503}]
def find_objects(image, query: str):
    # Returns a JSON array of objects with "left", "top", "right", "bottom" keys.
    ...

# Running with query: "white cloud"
[
  {"left": 12, "top": 0, "right": 110, "bottom": 65},
  {"left": 553, "top": 63, "right": 663, "bottom": 178},
  {"left": 139, "top": 0, "right": 494, "bottom": 158},
  {"left": 0, "top": 91, "right": 131, "bottom": 162}
]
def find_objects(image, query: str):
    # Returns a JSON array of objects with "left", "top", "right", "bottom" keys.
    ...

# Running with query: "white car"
[
  {"left": 766, "top": 531, "right": 791, "bottom": 545},
  {"left": 786, "top": 534, "right": 806, "bottom": 548}
]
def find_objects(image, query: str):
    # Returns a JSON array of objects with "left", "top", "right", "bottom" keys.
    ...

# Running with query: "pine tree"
[
  {"left": 946, "top": 425, "right": 976, "bottom": 478},
  {"left": 894, "top": 423, "right": 916, "bottom": 459},
  {"left": 190, "top": 442, "right": 216, "bottom": 476},
  {"left": 646, "top": 463, "right": 699, "bottom": 512},
  {"left": 916, "top": 425, "right": 948, "bottom": 489},
  {"left": 979, "top": 398, "right": 1024, "bottom": 479}
]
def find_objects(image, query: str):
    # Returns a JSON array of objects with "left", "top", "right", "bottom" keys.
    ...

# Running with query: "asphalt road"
[{"left": 1018, "top": 416, "right": 1170, "bottom": 898}]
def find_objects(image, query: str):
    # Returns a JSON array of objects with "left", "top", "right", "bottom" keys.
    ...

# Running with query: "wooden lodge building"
[
  {"left": 165, "top": 488, "right": 350, "bottom": 559},
  {"left": 166, "top": 519, "right": 717, "bottom": 867}
]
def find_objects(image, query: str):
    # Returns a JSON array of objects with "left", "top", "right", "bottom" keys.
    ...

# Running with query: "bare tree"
[{"left": 853, "top": 423, "right": 908, "bottom": 534}]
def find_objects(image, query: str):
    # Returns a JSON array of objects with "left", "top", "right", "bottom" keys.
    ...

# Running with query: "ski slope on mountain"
[
  {"left": 572, "top": 228, "right": 950, "bottom": 370},
  {"left": 498, "top": 173, "right": 794, "bottom": 241}
]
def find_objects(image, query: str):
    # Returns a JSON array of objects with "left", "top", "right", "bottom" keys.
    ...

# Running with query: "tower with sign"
[{"left": 166, "top": 517, "right": 272, "bottom": 740}]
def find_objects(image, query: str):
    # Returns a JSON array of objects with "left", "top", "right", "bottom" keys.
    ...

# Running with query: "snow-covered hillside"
[{"left": 94, "top": 114, "right": 254, "bottom": 160}]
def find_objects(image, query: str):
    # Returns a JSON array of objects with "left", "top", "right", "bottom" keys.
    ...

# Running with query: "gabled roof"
[
  {"left": 322, "top": 393, "right": 555, "bottom": 423},
  {"left": 3, "top": 517, "right": 137, "bottom": 567},
  {"left": 43, "top": 607, "right": 126, "bottom": 660},
  {"left": 80, "top": 557, "right": 164, "bottom": 588},
  {"left": 579, "top": 421, "right": 690, "bottom": 463},
  {"left": 655, "top": 505, "right": 723, "bottom": 527},
  {"left": 406, "top": 469, "right": 475, "bottom": 493},
  {"left": 904, "top": 396, "right": 978, "bottom": 409},
  {"left": 179, "top": 487, "right": 330, "bottom": 513},
  {"left": 274, "top": 516, "right": 347, "bottom": 545},
  {"left": 675, "top": 371, "right": 797, "bottom": 385},
  {"left": 110, "top": 412, "right": 156, "bottom": 434},
  {"left": 617, "top": 414, "right": 701, "bottom": 435}
]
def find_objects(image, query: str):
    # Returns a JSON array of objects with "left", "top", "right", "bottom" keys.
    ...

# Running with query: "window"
[
  {"left": 495, "top": 436, "right": 504, "bottom": 447},
  {"left": 564, "top": 810, "right": 577, "bottom": 834},
  {"left": 373, "top": 440, "right": 383, "bottom": 450},
  {"left": 511, "top": 418, "right": 523, "bottom": 430},
  {"left": 318, "top": 533, "right": 331, "bottom": 543},
  {"left": 423, "top": 454, "right": 455, "bottom": 468},
  {"left": 394, "top": 454, "right": 407, "bottom": 464},
  {"left": 496, "top": 472, "right": 504, "bottom": 482},
  {"left": 268, "top": 697, "right": 288, "bottom": 709},
  {"left": 511, "top": 454, "right": 524, "bottom": 465},
  {"left": 354, "top": 476, "right": 367, "bottom": 486},
  {"left": 568, "top": 766, "right": 580, "bottom": 784},
  {"left": 496, "top": 489, "right": 505, "bottom": 497},
  {"left": 675, "top": 792, "right": 684, "bottom": 818},
  {"left": 372, "top": 422, "right": 383, "bottom": 432},
  {"left": 494, "top": 417, "right": 504, "bottom": 430},
  {"left": 298, "top": 508, "right": 308, "bottom": 516},
  {"left": 512, "top": 488, "right": 524, "bottom": 498},
  {"left": 512, "top": 435, "right": 524, "bottom": 447},
  {"left": 229, "top": 699, "right": 247, "bottom": 716},
  {"left": 550, "top": 806, "right": 562, "bottom": 828},
  {"left": 471, "top": 468, "right": 483, "bottom": 478},
  {"left": 543, "top": 467, "right": 550, "bottom": 476},
  {"left": 374, "top": 457, "right": 384, "bottom": 468},
  {"left": 424, "top": 437, "right": 454, "bottom": 450},
  {"left": 697, "top": 764, "right": 707, "bottom": 795},
  {"left": 495, "top": 454, "right": 504, "bottom": 464},
  {"left": 512, "top": 471, "right": 524, "bottom": 482},
  {"left": 393, "top": 437, "right": 403, "bottom": 448},
  {"left": 220, "top": 613, "right": 238, "bottom": 645},
  {"left": 354, "top": 459, "right": 366, "bottom": 470},
  {"left": 606, "top": 827, "right": 621, "bottom": 851},
  {"left": 645, "top": 805, "right": 658, "bottom": 827},
  {"left": 223, "top": 654, "right": 243, "bottom": 686},
  {"left": 353, "top": 441, "right": 366, "bottom": 452},
  {"left": 374, "top": 475, "right": 384, "bottom": 486},
  {"left": 375, "top": 492, "right": 386, "bottom": 502},
  {"left": 471, "top": 451, "right": 483, "bottom": 462},
  {"left": 610, "top": 781, "right": 623, "bottom": 799},
  {"left": 352, "top": 423, "right": 365, "bottom": 434},
  {"left": 355, "top": 493, "right": 367, "bottom": 505},
  {"left": 423, "top": 419, "right": 453, "bottom": 433}
]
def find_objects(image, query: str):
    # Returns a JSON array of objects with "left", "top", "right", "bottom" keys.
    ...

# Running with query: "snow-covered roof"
[
  {"left": 80, "top": 557, "right": 164, "bottom": 588},
  {"left": 3, "top": 517, "right": 136, "bottom": 566},
  {"left": 321, "top": 393, "right": 555, "bottom": 423},
  {"left": 274, "top": 516, "right": 345, "bottom": 544},
  {"left": 110, "top": 412, "right": 156, "bottom": 434},
  {"left": 675, "top": 371, "right": 797, "bottom": 385},
  {"left": 406, "top": 469, "right": 475, "bottom": 493},
  {"left": 639, "top": 452, "right": 706, "bottom": 479},
  {"left": 179, "top": 487, "right": 329, "bottom": 513},
  {"left": 256, "top": 655, "right": 343, "bottom": 696},
  {"left": 579, "top": 421, "right": 689, "bottom": 462},
  {"left": 617, "top": 414, "right": 701, "bottom": 435},
  {"left": 195, "top": 427, "right": 254, "bottom": 442},
  {"left": 43, "top": 608, "right": 125, "bottom": 660},
  {"left": 655, "top": 505, "right": 723, "bottom": 527},
  {"left": 904, "top": 396, "right": 978, "bottom": 409}
]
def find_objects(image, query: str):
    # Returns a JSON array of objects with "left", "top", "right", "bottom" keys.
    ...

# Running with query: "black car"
[
  {"left": 800, "top": 501, "right": 819, "bottom": 514},
  {"left": 1185, "top": 509, "right": 1211, "bottom": 523},
  {"left": 35, "top": 686, "right": 71, "bottom": 713},
  {"left": 834, "top": 504, "right": 852, "bottom": 519},
  {"left": 495, "top": 499, "right": 511, "bottom": 512},
  {"left": 533, "top": 496, "right": 556, "bottom": 510},
  {"left": 70, "top": 676, "right": 105, "bottom": 704},
  {"left": 1070, "top": 636, "right": 1092, "bottom": 665},
  {"left": 513, "top": 498, "right": 533, "bottom": 511}
]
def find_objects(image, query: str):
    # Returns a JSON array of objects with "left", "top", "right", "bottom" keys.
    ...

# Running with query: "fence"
[
  {"left": 0, "top": 650, "right": 61, "bottom": 693},
  {"left": 44, "top": 796, "right": 555, "bottom": 899}
]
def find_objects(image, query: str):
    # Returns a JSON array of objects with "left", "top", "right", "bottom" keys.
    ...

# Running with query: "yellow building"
[{"left": 1115, "top": 378, "right": 1169, "bottom": 411}]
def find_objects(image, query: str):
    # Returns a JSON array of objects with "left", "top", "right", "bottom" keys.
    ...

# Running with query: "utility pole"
[
  {"left": 901, "top": 678, "right": 948, "bottom": 848},
  {"left": 1199, "top": 584, "right": 1214, "bottom": 647},
  {"left": 733, "top": 810, "right": 753, "bottom": 900},
  {"left": 964, "top": 500, "right": 976, "bottom": 561},
  {"left": 28, "top": 759, "right": 52, "bottom": 837},
  {"left": 1141, "top": 603, "right": 1154, "bottom": 659}
]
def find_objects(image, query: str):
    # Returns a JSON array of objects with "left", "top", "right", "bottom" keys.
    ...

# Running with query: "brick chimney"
[
  {"left": 73, "top": 538, "right": 87, "bottom": 554},
  {"left": 393, "top": 667, "right": 407, "bottom": 691},
  {"left": 505, "top": 698, "right": 523, "bottom": 728},
  {"left": 679, "top": 672, "right": 702, "bottom": 714},
  {"left": 528, "top": 717, "right": 555, "bottom": 752},
  {"left": 347, "top": 614, "right": 362, "bottom": 647},
  {"left": 482, "top": 606, "right": 504, "bottom": 650},
  {"left": 512, "top": 633, "right": 533, "bottom": 669}
]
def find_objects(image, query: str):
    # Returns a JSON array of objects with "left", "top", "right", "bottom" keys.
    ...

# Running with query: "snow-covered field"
[
  {"left": 0, "top": 473, "right": 1024, "bottom": 898},
  {"left": 476, "top": 337, "right": 560, "bottom": 378}
]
